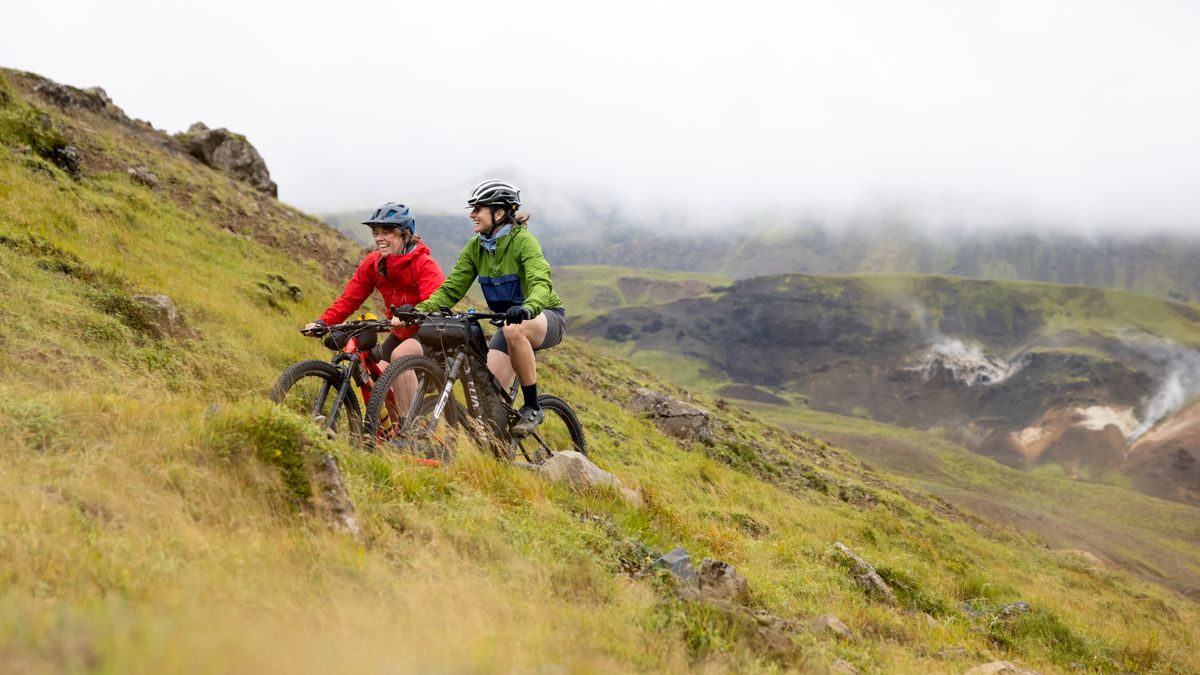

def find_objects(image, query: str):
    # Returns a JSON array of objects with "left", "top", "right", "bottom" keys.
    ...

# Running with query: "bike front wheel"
[
  {"left": 270, "top": 360, "right": 363, "bottom": 445},
  {"left": 511, "top": 394, "right": 587, "bottom": 464},
  {"left": 364, "top": 355, "right": 452, "bottom": 457}
]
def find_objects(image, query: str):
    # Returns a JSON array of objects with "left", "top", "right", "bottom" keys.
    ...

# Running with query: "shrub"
[
  {"left": 205, "top": 400, "right": 334, "bottom": 504},
  {"left": 0, "top": 397, "right": 69, "bottom": 451}
]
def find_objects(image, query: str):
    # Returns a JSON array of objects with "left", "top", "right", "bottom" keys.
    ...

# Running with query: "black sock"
[{"left": 521, "top": 383, "right": 540, "bottom": 410}]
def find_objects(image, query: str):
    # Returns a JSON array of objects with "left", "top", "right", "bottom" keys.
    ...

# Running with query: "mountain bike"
[
  {"left": 270, "top": 316, "right": 399, "bottom": 448},
  {"left": 363, "top": 308, "right": 586, "bottom": 465}
]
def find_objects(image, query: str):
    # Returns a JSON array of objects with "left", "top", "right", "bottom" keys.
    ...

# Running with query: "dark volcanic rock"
[
  {"left": 631, "top": 388, "right": 713, "bottom": 442},
  {"left": 33, "top": 81, "right": 126, "bottom": 120},
  {"left": 180, "top": 122, "right": 278, "bottom": 197}
]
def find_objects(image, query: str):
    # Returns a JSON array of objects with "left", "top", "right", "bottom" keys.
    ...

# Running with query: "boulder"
[
  {"left": 653, "top": 546, "right": 697, "bottom": 584},
  {"left": 51, "top": 144, "right": 81, "bottom": 178},
  {"left": 964, "top": 661, "right": 1040, "bottom": 675},
  {"left": 132, "top": 294, "right": 180, "bottom": 330},
  {"left": 180, "top": 122, "right": 278, "bottom": 197},
  {"left": 832, "top": 542, "right": 897, "bottom": 605},
  {"left": 999, "top": 601, "right": 1031, "bottom": 618},
  {"left": 697, "top": 558, "right": 751, "bottom": 604},
  {"left": 631, "top": 388, "right": 713, "bottom": 442},
  {"left": 811, "top": 614, "right": 856, "bottom": 642},
  {"left": 537, "top": 450, "right": 641, "bottom": 506},
  {"left": 127, "top": 165, "right": 160, "bottom": 189}
]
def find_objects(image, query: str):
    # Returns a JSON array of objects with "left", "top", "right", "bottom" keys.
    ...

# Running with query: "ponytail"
[{"left": 497, "top": 206, "right": 531, "bottom": 228}]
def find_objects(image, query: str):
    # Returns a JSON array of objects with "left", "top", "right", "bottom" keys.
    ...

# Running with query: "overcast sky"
[{"left": 4, "top": 1, "right": 1199, "bottom": 231}]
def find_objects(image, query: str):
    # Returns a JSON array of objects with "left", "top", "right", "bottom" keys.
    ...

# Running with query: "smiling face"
[
  {"left": 469, "top": 205, "right": 502, "bottom": 234},
  {"left": 371, "top": 226, "right": 408, "bottom": 255}
]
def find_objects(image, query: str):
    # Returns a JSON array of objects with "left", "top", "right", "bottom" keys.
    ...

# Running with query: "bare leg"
[
  {"left": 487, "top": 349, "right": 517, "bottom": 391},
  {"left": 492, "top": 314, "right": 548, "bottom": 399},
  {"left": 388, "top": 338, "right": 425, "bottom": 415}
]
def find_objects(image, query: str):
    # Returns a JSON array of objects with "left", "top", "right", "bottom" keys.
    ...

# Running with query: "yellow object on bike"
[{"left": 360, "top": 312, "right": 378, "bottom": 320}]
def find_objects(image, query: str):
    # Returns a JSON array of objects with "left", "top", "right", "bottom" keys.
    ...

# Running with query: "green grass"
[
  {"left": 555, "top": 264, "right": 727, "bottom": 323},
  {"left": 2, "top": 67, "right": 1199, "bottom": 673}
]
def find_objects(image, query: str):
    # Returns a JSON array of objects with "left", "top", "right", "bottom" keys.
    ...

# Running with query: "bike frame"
[
  {"left": 413, "top": 313, "right": 554, "bottom": 462},
  {"left": 309, "top": 325, "right": 391, "bottom": 434},
  {"left": 427, "top": 348, "right": 513, "bottom": 433}
]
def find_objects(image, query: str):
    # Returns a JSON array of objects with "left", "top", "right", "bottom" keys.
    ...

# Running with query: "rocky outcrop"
[
  {"left": 127, "top": 165, "right": 160, "bottom": 189},
  {"left": 832, "top": 542, "right": 897, "bottom": 604},
  {"left": 537, "top": 450, "right": 641, "bottom": 506},
  {"left": 179, "top": 122, "right": 278, "bottom": 197},
  {"left": 651, "top": 547, "right": 804, "bottom": 657},
  {"left": 33, "top": 80, "right": 128, "bottom": 120},
  {"left": 631, "top": 388, "right": 713, "bottom": 443},
  {"left": 694, "top": 558, "right": 751, "bottom": 604},
  {"left": 310, "top": 454, "right": 359, "bottom": 536}
]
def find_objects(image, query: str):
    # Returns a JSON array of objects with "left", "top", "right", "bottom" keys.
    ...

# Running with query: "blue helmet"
[{"left": 362, "top": 202, "right": 415, "bottom": 233}]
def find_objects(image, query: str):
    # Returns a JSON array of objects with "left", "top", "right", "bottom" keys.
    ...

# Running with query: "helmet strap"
[{"left": 482, "top": 207, "right": 503, "bottom": 236}]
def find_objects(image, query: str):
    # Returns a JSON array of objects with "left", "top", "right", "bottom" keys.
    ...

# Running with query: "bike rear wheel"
[
  {"left": 364, "top": 355, "right": 453, "bottom": 457},
  {"left": 270, "top": 360, "right": 363, "bottom": 445},
  {"left": 511, "top": 394, "right": 586, "bottom": 464}
]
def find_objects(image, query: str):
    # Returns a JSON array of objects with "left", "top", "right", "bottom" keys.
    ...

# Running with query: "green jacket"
[{"left": 417, "top": 226, "right": 563, "bottom": 316}]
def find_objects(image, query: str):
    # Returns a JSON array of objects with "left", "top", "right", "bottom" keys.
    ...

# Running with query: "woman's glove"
[
  {"left": 504, "top": 306, "right": 532, "bottom": 325},
  {"left": 390, "top": 304, "right": 416, "bottom": 327}
]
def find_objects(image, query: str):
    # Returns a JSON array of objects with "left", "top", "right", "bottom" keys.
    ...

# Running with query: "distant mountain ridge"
[{"left": 327, "top": 203, "right": 1200, "bottom": 302}]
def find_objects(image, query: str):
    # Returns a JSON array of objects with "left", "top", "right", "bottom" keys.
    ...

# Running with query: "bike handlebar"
[
  {"left": 389, "top": 307, "right": 508, "bottom": 325},
  {"left": 300, "top": 318, "right": 394, "bottom": 337}
]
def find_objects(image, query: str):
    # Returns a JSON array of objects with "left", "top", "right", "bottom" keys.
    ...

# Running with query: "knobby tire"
[
  {"left": 270, "top": 360, "right": 363, "bottom": 445},
  {"left": 364, "top": 355, "right": 449, "bottom": 450}
]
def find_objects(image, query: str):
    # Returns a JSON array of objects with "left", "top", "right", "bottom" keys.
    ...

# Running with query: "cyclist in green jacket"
[{"left": 415, "top": 179, "right": 566, "bottom": 435}]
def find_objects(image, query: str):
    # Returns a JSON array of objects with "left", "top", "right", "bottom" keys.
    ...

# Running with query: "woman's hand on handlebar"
[
  {"left": 301, "top": 319, "right": 328, "bottom": 336},
  {"left": 390, "top": 304, "right": 418, "bottom": 327}
]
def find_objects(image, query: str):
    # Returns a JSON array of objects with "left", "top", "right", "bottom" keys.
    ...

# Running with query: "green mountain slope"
[{"left": 3, "top": 68, "right": 1199, "bottom": 673}]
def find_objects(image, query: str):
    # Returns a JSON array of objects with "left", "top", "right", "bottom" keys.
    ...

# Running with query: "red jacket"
[{"left": 319, "top": 241, "right": 445, "bottom": 339}]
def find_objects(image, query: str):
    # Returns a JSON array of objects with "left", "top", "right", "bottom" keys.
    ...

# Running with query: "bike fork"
[
  {"left": 325, "top": 362, "right": 355, "bottom": 432},
  {"left": 428, "top": 353, "right": 466, "bottom": 434}
]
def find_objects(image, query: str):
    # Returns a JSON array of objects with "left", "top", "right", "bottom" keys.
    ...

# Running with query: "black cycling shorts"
[
  {"left": 369, "top": 333, "right": 406, "bottom": 363},
  {"left": 489, "top": 307, "right": 566, "bottom": 355}
]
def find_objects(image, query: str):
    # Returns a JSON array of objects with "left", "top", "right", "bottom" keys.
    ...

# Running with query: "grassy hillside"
[{"left": 3, "top": 68, "right": 1199, "bottom": 673}]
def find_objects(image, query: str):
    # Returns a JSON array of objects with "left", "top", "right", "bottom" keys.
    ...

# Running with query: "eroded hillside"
[
  {"left": 576, "top": 273, "right": 1200, "bottom": 506},
  {"left": 2, "top": 69, "right": 1199, "bottom": 673}
]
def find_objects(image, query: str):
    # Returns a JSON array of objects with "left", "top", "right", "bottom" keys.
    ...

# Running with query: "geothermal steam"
[{"left": 1127, "top": 338, "right": 1200, "bottom": 440}]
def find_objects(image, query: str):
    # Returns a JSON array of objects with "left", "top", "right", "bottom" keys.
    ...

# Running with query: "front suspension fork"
[{"left": 429, "top": 353, "right": 466, "bottom": 434}]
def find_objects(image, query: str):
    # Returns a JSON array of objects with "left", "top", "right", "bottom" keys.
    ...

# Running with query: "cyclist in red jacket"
[{"left": 303, "top": 202, "right": 445, "bottom": 407}]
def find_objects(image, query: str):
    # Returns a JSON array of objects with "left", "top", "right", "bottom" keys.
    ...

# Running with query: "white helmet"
[{"left": 467, "top": 179, "right": 521, "bottom": 209}]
